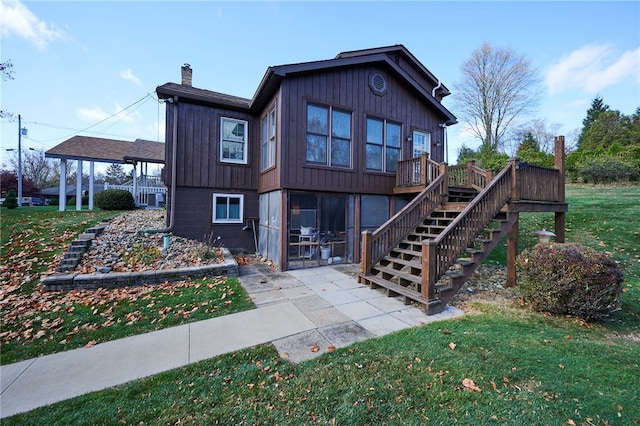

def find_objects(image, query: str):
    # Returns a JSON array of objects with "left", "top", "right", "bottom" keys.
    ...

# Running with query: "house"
[{"left": 156, "top": 45, "right": 567, "bottom": 314}]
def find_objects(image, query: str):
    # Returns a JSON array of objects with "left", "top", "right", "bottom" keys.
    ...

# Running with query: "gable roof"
[
  {"left": 45, "top": 136, "right": 165, "bottom": 164},
  {"left": 156, "top": 44, "right": 457, "bottom": 125}
]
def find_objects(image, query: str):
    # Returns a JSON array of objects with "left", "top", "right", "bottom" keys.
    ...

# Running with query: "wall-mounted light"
[
  {"left": 405, "top": 135, "right": 412, "bottom": 142},
  {"left": 434, "top": 141, "right": 442, "bottom": 147}
]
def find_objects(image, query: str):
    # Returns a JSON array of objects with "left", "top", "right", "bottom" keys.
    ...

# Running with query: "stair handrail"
[
  {"left": 362, "top": 163, "right": 448, "bottom": 275},
  {"left": 421, "top": 160, "right": 515, "bottom": 296}
]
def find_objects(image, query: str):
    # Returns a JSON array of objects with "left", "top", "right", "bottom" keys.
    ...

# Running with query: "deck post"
[
  {"left": 466, "top": 160, "right": 475, "bottom": 188},
  {"left": 554, "top": 136, "right": 566, "bottom": 243},
  {"left": 421, "top": 240, "right": 437, "bottom": 300},
  {"left": 421, "top": 153, "right": 428, "bottom": 186},
  {"left": 507, "top": 212, "right": 519, "bottom": 287},
  {"left": 508, "top": 158, "right": 519, "bottom": 200},
  {"left": 361, "top": 230, "right": 372, "bottom": 277},
  {"left": 440, "top": 162, "right": 449, "bottom": 194}
]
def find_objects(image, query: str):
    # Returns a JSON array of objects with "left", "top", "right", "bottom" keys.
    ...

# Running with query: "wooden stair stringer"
[{"left": 427, "top": 210, "right": 518, "bottom": 314}]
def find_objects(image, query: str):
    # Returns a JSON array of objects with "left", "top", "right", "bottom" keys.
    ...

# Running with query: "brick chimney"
[{"left": 181, "top": 64, "right": 192, "bottom": 86}]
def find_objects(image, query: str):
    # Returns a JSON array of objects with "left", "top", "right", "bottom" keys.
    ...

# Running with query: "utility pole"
[
  {"left": 17, "top": 114, "right": 28, "bottom": 206},
  {"left": 18, "top": 114, "right": 22, "bottom": 206}
]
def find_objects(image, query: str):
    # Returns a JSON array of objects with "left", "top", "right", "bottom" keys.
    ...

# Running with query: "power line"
[{"left": 22, "top": 93, "right": 155, "bottom": 144}]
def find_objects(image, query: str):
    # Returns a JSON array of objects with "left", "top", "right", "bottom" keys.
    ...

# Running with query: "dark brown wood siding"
[
  {"left": 274, "top": 65, "right": 446, "bottom": 194},
  {"left": 258, "top": 92, "right": 282, "bottom": 194},
  {"left": 170, "top": 102, "right": 258, "bottom": 190}
]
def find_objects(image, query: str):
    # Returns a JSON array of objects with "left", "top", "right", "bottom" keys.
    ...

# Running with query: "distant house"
[
  {"left": 156, "top": 45, "right": 566, "bottom": 313},
  {"left": 157, "top": 45, "right": 455, "bottom": 267}
]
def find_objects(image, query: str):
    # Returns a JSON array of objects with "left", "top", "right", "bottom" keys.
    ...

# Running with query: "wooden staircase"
[{"left": 360, "top": 162, "right": 517, "bottom": 315}]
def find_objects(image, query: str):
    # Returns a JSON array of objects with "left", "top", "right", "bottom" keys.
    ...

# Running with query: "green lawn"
[
  {"left": 3, "top": 186, "right": 639, "bottom": 424},
  {"left": 0, "top": 206, "right": 254, "bottom": 365}
]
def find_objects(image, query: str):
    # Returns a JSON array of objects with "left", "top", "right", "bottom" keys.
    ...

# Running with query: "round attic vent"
[{"left": 369, "top": 72, "right": 387, "bottom": 95}]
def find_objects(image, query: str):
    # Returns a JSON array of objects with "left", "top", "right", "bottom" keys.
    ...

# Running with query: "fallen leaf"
[
  {"left": 449, "top": 342, "right": 457, "bottom": 350},
  {"left": 462, "top": 378, "right": 482, "bottom": 392},
  {"left": 310, "top": 344, "right": 320, "bottom": 353},
  {"left": 85, "top": 340, "right": 97, "bottom": 348},
  {"left": 327, "top": 345, "right": 336, "bottom": 352},
  {"left": 442, "top": 329, "right": 451, "bottom": 334},
  {"left": 567, "top": 420, "right": 576, "bottom": 426}
]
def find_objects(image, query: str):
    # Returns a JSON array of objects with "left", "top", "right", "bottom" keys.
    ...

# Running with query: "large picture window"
[
  {"left": 366, "top": 117, "right": 401, "bottom": 172},
  {"left": 221, "top": 118, "right": 248, "bottom": 164},
  {"left": 306, "top": 104, "right": 351, "bottom": 168},
  {"left": 213, "top": 193, "right": 243, "bottom": 223},
  {"left": 261, "top": 108, "right": 276, "bottom": 170}
]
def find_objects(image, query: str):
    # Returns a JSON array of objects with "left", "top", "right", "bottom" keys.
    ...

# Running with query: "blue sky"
[{"left": 1, "top": 1, "right": 639, "bottom": 174}]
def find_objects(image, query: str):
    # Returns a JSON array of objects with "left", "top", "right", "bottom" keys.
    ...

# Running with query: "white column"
[
  {"left": 76, "top": 159, "right": 83, "bottom": 211},
  {"left": 88, "top": 161, "right": 95, "bottom": 210},
  {"left": 132, "top": 164, "right": 138, "bottom": 206},
  {"left": 59, "top": 159, "right": 67, "bottom": 212}
]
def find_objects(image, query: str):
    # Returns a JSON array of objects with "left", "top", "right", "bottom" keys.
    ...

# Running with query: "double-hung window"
[
  {"left": 261, "top": 108, "right": 276, "bottom": 170},
  {"left": 221, "top": 118, "right": 248, "bottom": 164},
  {"left": 366, "top": 117, "right": 401, "bottom": 172},
  {"left": 213, "top": 193, "right": 243, "bottom": 223},
  {"left": 306, "top": 104, "right": 351, "bottom": 168}
]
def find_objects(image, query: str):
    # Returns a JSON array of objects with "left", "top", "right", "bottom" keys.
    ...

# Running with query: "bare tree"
[
  {"left": 507, "top": 119, "right": 562, "bottom": 155},
  {"left": 454, "top": 42, "right": 542, "bottom": 152},
  {"left": 7, "top": 149, "right": 57, "bottom": 189},
  {"left": 1, "top": 60, "right": 15, "bottom": 119}
]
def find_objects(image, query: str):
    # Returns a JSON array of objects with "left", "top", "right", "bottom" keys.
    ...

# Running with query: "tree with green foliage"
[
  {"left": 515, "top": 133, "right": 554, "bottom": 168},
  {"left": 3, "top": 189, "right": 18, "bottom": 209},
  {"left": 105, "top": 163, "right": 129, "bottom": 185},
  {"left": 567, "top": 97, "right": 640, "bottom": 183}
]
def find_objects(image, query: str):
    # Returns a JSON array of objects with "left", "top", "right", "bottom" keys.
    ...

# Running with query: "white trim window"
[
  {"left": 366, "top": 117, "right": 401, "bottom": 172},
  {"left": 261, "top": 107, "right": 276, "bottom": 170},
  {"left": 213, "top": 193, "right": 243, "bottom": 223},
  {"left": 220, "top": 117, "right": 248, "bottom": 164}
]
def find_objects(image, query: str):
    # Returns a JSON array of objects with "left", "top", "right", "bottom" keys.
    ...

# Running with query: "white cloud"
[
  {"left": 76, "top": 105, "right": 110, "bottom": 123},
  {"left": 545, "top": 44, "right": 640, "bottom": 95},
  {"left": 0, "top": 0, "right": 67, "bottom": 50},
  {"left": 76, "top": 103, "right": 138, "bottom": 124},
  {"left": 120, "top": 68, "right": 144, "bottom": 89}
]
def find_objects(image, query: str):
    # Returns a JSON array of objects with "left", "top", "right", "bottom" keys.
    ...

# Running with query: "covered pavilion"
[{"left": 45, "top": 136, "right": 165, "bottom": 211}]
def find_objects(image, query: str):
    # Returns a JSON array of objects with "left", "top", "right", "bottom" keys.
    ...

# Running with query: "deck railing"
[
  {"left": 421, "top": 161, "right": 514, "bottom": 299},
  {"left": 514, "top": 163, "right": 561, "bottom": 202},
  {"left": 105, "top": 175, "right": 167, "bottom": 207},
  {"left": 447, "top": 160, "right": 493, "bottom": 190},
  {"left": 362, "top": 163, "right": 448, "bottom": 275},
  {"left": 395, "top": 154, "right": 443, "bottom": 188}
]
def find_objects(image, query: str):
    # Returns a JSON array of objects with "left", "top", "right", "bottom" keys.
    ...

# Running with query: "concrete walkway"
[{"left": 0, "top": 262, "right": 463, "bottom": 418}]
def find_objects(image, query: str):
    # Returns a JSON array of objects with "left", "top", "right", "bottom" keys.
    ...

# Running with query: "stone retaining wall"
[{"left": 41, "top": 249, "right": 239, "bottom": 291}]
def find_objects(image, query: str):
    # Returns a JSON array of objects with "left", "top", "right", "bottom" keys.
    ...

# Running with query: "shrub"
[
  {"left": 94, "top": 189, "right": 135, "bottom": 210},
  {"left": 3, "top": 189, "right": 18, "bottom": 209},
  {"left": 577, "top": 157, "right": 635, "bottom": 184},
  {"left": 516, "top": 243, "right": 624, "bottom": 321},
  {"left": 68, "top": 196, "right": 89, "bottom": 206}
]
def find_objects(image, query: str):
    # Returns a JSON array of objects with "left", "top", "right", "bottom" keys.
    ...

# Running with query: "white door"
[{"left": 412, "top": 130, "right": 431, "bottom": 183}]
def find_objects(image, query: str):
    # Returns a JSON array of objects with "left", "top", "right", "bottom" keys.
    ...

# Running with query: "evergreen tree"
[
  {"left": 105, "top": 163, "right": 129, "bottom": 185},
  {"left": 578, "top": 97, "right": 610, "bottom": 150},
  {"left": 3, "top": 189, "right": 18, "bottom": 209}
]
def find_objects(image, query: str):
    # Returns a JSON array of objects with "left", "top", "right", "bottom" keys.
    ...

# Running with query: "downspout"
[
  {"left": 431, "top": 79, "right": 441, "bottom": 98},
  {"left": 141, "top": 96, "right": 178, "bottom": 234}
]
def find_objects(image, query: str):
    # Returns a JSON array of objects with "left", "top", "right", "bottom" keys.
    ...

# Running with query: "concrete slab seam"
[{"left": 0, "top": 358, "right": 37, "bottom": 396}]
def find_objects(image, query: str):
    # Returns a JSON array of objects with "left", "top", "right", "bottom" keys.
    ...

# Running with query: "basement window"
[{"left": 213, "top": 193, "right": 243, "bottom": 224}]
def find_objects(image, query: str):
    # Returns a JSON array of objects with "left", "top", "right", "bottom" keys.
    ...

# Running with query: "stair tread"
[
  {"left": 360, "top": 274, "right": 440, "bottom": 306},
  {"left": 382, "top": 256, "right": 422, "bottom": 269},
  {"left": 373, "top": 264, "right": 422, "bottom": 285}
]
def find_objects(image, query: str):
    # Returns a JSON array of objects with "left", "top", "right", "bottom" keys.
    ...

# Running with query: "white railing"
[{"left": 105, "top": 175, "right": 167, "bottom": 207}]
